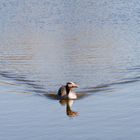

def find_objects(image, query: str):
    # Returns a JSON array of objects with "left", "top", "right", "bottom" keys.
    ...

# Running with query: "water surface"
[{"left": 0, "top": 0, "right": 140, "bottom": 140}]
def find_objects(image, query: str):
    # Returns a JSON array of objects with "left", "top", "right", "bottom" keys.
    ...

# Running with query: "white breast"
[{"left": 68, "top": 91, "right": 77, "bottom": 99}]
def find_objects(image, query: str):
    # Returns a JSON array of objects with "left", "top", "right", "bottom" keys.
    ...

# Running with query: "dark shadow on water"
[
  {"left": 82, "top": 77, "right": 140, "bottom": 93},
  {"left": 0, "top": 71, "right": 45, "bottom": 90}
]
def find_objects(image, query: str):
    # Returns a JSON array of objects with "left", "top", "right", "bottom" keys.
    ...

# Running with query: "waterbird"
[{"left": 57, "top": 82, "right": 78, "bottom": 99}]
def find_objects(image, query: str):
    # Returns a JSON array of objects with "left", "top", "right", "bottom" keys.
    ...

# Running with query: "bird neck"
[{"left": 66, "top": 85, "right": 70, "bottom": 95}]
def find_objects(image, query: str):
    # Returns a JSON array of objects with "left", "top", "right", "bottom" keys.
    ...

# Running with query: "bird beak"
[{"left": 72, "top": 83, "right": 78, "bottom": 88}]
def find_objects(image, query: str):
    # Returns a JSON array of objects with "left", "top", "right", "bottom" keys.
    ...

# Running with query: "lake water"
[{"left": 0, "top": 0, "right": 140, "bottom": 139}]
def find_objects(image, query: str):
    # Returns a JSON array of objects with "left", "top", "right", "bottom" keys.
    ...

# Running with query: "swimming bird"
[{"left": 57, "top": 82, "right": 78, "bottom": 99}]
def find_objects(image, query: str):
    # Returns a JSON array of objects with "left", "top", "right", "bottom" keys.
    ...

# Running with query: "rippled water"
[{"left": 0, "top": 0, "right": 140, "bottom": 140}]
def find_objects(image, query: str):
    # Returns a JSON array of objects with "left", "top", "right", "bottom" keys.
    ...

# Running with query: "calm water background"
[{"left": 0, "top": 0, "right": 140, "bottom": 139}]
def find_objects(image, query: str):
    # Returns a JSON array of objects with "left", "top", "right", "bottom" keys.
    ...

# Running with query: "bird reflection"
[
  {"left": 59, "top": 99, "right": 79, "bottom": 117},
  {"left": 44, "top": 92, "right": 89, "bottom": 118}
]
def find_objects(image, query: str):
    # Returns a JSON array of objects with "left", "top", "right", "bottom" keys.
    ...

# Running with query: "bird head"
[{"left": 66, "top": 82, "right": 78, "bottom": 89}]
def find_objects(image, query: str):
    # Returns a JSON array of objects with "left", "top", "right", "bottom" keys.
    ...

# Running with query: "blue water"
[{"left": 0, "top": 0, "right": 140, "bottom": 140}]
